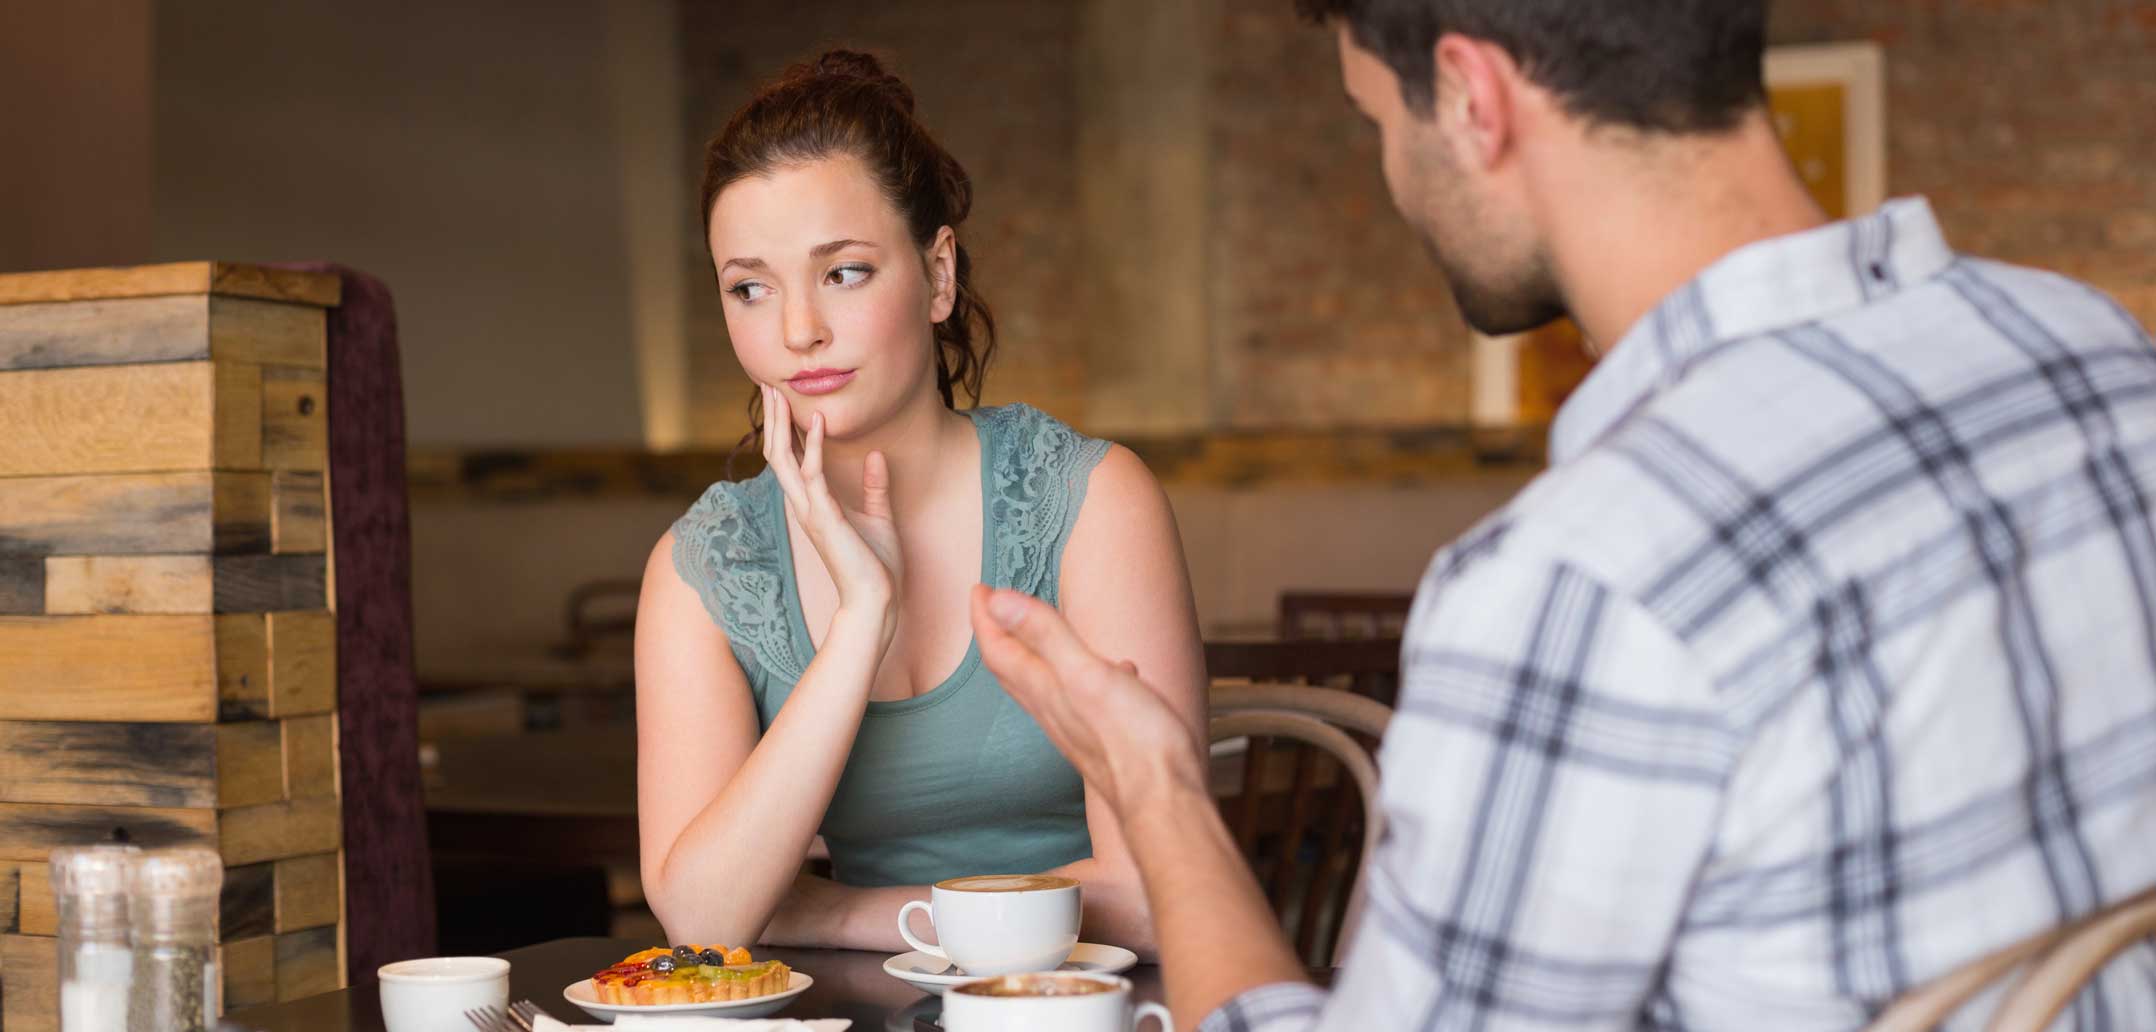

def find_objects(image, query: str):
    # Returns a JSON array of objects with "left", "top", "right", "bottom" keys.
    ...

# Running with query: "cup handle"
[
  {"left": 1134, "top": 1001, "right": 1174, "bottom": 1032},
  {"left": 898, "top": 899, "right": 945, "bottom": 960}
]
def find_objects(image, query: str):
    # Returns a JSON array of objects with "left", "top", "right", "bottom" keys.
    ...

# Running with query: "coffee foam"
[
  {"left": 935, "top": 874, "right": 1078, "bottom": 893},
  {"left": 956, "top": 974, "right": 1116, "bottom": 997}
]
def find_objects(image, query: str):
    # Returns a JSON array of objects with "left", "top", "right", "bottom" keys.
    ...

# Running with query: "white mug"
[
  {"left": 377, "top": 956, "right": 510, "bottom": 1032},
  {"left": 898, "top": 874, "right": 1082, "bottom": 976},
  {"left": 942, "top": 973, "right": 1173, "bottom": 1032}
]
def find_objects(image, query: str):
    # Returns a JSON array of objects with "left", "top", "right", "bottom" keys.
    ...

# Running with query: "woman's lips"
[{"left": 786, "top": 369, "right": 855, "bottom": 395}]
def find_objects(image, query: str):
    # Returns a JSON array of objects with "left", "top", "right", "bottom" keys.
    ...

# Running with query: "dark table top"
[{"left": 226, "top": 937, "right": 1176, "bottom": 1031}]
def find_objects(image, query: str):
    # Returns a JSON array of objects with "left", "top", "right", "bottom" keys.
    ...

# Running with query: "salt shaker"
[
  {"left": 52, "top": 844, "right": 140, "bottom": 1032},
  {"left": 126, "top": 847, "right": 223, "bottom": 1032}
]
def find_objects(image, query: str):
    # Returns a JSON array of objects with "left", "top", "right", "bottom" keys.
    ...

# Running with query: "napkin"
[{"left": 533, "top": 1015, "right": 850, "bottom": 1031}]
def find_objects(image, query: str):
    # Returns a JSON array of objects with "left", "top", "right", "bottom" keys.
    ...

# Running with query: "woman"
[{"left": 634, "top": 49, "right": 1207, "bottom": 956}]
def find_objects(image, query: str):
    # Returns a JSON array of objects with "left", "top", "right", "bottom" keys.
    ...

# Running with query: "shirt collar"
[{"left": 1548, "top": 196, "right": 1958, "bottom": 463}]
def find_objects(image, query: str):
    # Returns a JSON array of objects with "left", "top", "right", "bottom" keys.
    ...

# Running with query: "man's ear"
[
  {"left": 1432, "top": 33, "right": 1518, "bottom": 170},
  {"left": 927, "top": 225, "right": 958, "bottom": 323}
]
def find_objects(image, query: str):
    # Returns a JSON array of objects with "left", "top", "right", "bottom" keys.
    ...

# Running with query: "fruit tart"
[{"left": 591, "top": 944, "right": 791, "bottom": 1005}]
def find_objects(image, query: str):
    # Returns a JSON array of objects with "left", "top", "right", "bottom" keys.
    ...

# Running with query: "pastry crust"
[{"left": 591, "top": 950, "right": 789, "bottom": 1006}]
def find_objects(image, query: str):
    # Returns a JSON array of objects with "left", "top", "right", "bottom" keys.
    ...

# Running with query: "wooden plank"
[
  {"left": 47, "top": 555, "right": 332, "bottom": 614},
  {"left": 270, "top": 471, "right": 327, "bottom": 555},
  {"left": 0, "top": 295, "right": 205, "bottom": 371},
  {"left": 221, "top": 862, "right": 276, "bottom": 941},
  {"left": 219, "top": 796, "right": 340, "bottom": 867},
  {"left": 0, "top": 295, "right": 323, "bottom": 372},
  {"left": 259, "top": 366, "right": 327, "bottom": 471},
  {"left": 43, "top": 556, "right": 211, "bottom": 614},
  {"left": 280, "top": 716, "right": 336, "bottom": 801},
  {"left": 0, "top": 616, "right": 235, "bottom": 722},
  {"left": 1, "top": 862, "right": 16, "bottom": 933},
  {"left": 215, "top": 614, "right": 274, "bottom": 721},
  {"left": 2, "top": 933, "right": 57, "bottom": 1032},
  {"left": 273, "top": 853, "right": 339, "bottom": 933},
  {"left": 0, "top": 362, "right": 262, "bottom": 477},
  {"left": 0, "top": 561, "right": 40, "bottom": 615},
  {"left": 0, "top": 262, "right": 340, "bottom": 308},
  {"left": 267, "top": 612, "right": 336, "bottom": 718},
  {"left": 274, "top": 924, "right": 340, "bottom": 1000},
  {"left": 0, "top": 803, "right": 217, "bottom": 862},
  {"left": 0, "top": 721, "right": 218, "bottom": 808},
  {"left": 15, "top": 864, "right": 51, "bottom": 937},
  {"left": 213, "top": 556, "right": 327, "bottom": 613},
  {"left": 216, "top": 721, "right": 286, "bottom": 809},
  {"left": 221, "top": 934, "right": 278, "bottom": 1010},
  {"left": 0, "top": 472, "right": 272, "bottom": 558}
]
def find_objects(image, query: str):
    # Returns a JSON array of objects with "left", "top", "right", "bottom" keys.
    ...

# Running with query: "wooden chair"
[
  {"left": 1205, "top": 637, "right": 1403, "bottom": 706},
  {"left": 1278, "top": 590, "right": 1415, "bottom": 641},
  {"left": 1209, "top": 684, "right": 1392, "bottom": 967},
  {"left": 1867, "top": 885, "right": 2156, "bottom": 1031}
]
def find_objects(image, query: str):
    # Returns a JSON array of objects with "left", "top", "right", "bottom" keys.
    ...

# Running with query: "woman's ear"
[{"left": 927, "top": 225, "right": 958, "bottom": 323}]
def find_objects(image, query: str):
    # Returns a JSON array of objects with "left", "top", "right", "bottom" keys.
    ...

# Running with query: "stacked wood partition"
[{"left": 0, "top": 262, "right": 347, "bottom": 1029}]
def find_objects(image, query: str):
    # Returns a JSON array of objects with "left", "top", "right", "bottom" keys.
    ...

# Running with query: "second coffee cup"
[{"left": 898, "top": 874, "right": 1081, "bottom": 976}]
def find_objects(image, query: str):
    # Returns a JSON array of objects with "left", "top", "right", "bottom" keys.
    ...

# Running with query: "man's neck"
[{"left": 1537, "top": 109, "right": 1830, "bottom": 354}]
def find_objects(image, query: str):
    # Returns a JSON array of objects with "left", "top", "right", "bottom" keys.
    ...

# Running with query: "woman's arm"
[
  {"left": 1050, "top": 444, "right": 1211, "bottom": 957},
  {"left": 639, "top": 390, "right": 907, "bottom": 946},
  {"left": 634, "top": 530, "right": 890, "bottom": 945}
]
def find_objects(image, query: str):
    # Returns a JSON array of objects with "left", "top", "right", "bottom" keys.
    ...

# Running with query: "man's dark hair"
[{"left": 1294, "top": 0, "right": 1769, "bottom": 133}]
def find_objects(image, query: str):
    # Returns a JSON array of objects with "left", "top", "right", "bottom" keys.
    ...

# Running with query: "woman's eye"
[
  {"left": 728, "top": 281, "right": 770, "bottom": 303},
  {"left": 827, "top": 264, "right": 872, "bottom": 287}
]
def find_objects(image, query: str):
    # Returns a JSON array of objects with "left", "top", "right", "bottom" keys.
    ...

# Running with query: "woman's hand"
[{"left": 763, "top": 385, "right": 903, "bottom": 650}]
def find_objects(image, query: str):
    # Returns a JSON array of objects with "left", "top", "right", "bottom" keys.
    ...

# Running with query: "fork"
[
  {"left": 464, "top": 1005, "right": 518, "bottom": 1032},
  {"left": 507, "top": 999, "right": 550, "bottom": 1030}
]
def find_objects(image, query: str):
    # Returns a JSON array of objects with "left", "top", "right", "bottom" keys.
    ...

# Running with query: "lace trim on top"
[
  {"left": 975, "top": 404, "right": 1110, "bottom": 604},
  {"left": 669, "top": 403, "right": 1111, "bottom": 683},
  {"left": 670, "top": 474, "right": 810, "bottom": 682}
]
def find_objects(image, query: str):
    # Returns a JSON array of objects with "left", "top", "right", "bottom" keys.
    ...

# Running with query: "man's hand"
[{"left": 969, "top": 585, "right": 1206, "bottom": 814}]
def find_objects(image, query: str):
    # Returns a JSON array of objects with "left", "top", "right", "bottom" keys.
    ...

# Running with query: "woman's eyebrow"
[
  {"left": 720, "top": 256, "right": 769, "bottom": 274},
  {"left": 810, "top": 238, "right": 879, "bottom": 258}
]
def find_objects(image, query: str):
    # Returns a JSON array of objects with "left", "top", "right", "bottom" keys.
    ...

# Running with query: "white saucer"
[
  {"left": 563, "top": 970, "right": 813, "bottom": 1023},
  {"left": 882, "top": 943, "right": 1139, "bottom": 995}
]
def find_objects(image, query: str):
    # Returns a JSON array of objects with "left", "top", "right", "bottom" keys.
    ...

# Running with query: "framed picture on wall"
[{"left": 1471, "top": 41, "right": 1888, "bottom": 430}]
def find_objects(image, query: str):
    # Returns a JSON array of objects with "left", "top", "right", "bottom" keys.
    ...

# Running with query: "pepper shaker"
[{"left": 126, "top": 847, "right": 223, "bottom": 1032}]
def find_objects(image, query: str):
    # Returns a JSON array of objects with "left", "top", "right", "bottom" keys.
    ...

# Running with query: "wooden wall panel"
[
  {"left": 14, "top": 864, "right": 52, "bottom": 937},
  {"left": 0, "top": 803, "right": 218, "bottom": 862},
  {"left": 1, "top": 934, "right": 56, "bottom": 1032},
  {"left": 218, "top": 796, "right": 340, "bottom": 867},
  {"left": 222, "top": 935, "right": 279, "bottom": 1009},
  {"left": 221, "top": 862, "right": 276, "bottom": 941},
  {"left": 273, "top": 853, "right": 339, "bottom": 932},
  {"left": 0, "top": 473, "right": 273, "bottom": 558},
  {"left": 280, "top": 716, "right": 336, "bottom": 801},
  {"left": 259, "top": 366, "right": 327, "bottom": 471},
  {"left": 0, "top": 262, "right": 340, "bottom": 308},
  {"left": 274, "top": 925, "right": 340, "bottom": 1000},
  {"left": 215, "top": 721, "right": 286, "bottom": 809},
  {"left": 0, "top": 721, "right": 218, "bottom": 808},
  {"left": 0, "top": 615, "right": 240, "bottom": 722},
  {"left": 0, "top": 362, "right": 263, "bottom": 477},
  {"left": 270, "top": 472, "right": 327, "bottom": 555}
]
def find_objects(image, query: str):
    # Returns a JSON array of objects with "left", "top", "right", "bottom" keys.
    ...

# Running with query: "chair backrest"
[
  {"left": 1209, "top": 684, "right": 1392, "bottom": 967},
  {"left": 1278, "top": 591, "right": 1414, "bottom": 641},
  {"left": 1205, "top": 638, "right": 1403, "bottom": 706},
  {"left": 1864, "top": 885, "right": 2156, "bottom": 1032},
  {"left": 281, "top": 262, "right": 440, "bottom": 981}
]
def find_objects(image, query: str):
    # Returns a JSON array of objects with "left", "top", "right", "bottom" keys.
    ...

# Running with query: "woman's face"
[{"left": 708, "top": 155, "right": 955, "bottom": 439}]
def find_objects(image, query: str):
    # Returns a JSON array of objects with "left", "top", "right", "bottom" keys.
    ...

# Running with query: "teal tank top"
[{"left": 669, "top": 404, "right": 1111, "bottom": 888}]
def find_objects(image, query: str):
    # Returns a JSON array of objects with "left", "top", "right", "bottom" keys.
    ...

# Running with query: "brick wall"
[
  {"left": 674, "top": 1, "right": 2154, "bottom": 445},
  {"left": 1770, "top": 0, "right": 2156, "bottom": 330}
]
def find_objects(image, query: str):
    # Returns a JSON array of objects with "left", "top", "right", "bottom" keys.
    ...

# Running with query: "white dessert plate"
[
  {"left": 562, "top": 970, "right": 813, "bottom": 1023},
  {"left": 881, "top": 943, "right": 1138, "bottom": 996}
]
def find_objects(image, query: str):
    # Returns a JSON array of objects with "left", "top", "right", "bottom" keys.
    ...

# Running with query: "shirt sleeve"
[{"left": 1199, "top": 548, "right": 1739, "bottom": 1031}]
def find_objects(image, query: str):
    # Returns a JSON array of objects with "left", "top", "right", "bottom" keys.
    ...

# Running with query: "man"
[{"left": 968, "top": 0, "right": 2156, "bottom": 1028}]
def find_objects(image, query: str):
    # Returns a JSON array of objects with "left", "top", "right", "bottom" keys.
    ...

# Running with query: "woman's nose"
[{"left": 782, "top": 292, "right": 828, "bottom": 353}]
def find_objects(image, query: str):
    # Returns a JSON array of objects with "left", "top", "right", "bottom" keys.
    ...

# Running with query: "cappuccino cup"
[
  {"left": 943, "top": 973, "right": 1173, "bottom": 1032},
  {"left": 898, "top": 874, "right": 1081, "bottom": 976}
]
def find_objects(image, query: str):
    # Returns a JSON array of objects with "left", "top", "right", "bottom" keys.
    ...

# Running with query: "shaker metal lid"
[{"left": 49, "top": 844, "right": 142, "bottom": 897}]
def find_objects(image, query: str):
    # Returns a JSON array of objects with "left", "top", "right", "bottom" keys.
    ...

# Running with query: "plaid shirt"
[{"left": 1203, "top": 199, "right": 2156, "bottom": 1032}]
